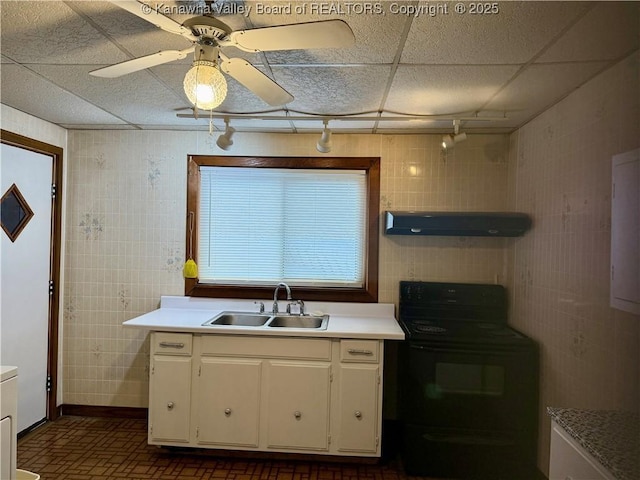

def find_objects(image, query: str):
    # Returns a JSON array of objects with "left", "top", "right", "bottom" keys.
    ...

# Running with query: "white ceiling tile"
[
  {"left": 537, "top": 2, "right": 640, "bottom": 63},
  {"left": 401, "top": 2, "right": 590, "bottom": 65},
  {"left": 29, "top": 64, "right": 188, "bottom": 126},
  {"left": 1, "top": 64, "right": 127, "bottom": 125},
  {"left": 69, "top": 1, "right": 194, "bottom": 64},
  {"left": 271, "top": 65, "right": 390, "bottom": 114},
  {"left": 484, "top": 62, "right": 610, "bottom": 127},
  {"left": 0, "top": 1, "right": 129, "bottom": 65},
  {"left": 259, "top": 12, "right": 406, "bottom": 64},
  {"left": 385, "top": 65, "right": 519, "bottom": 115}
]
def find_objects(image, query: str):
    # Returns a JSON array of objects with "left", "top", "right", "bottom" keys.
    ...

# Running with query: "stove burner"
[{"left": 415, "top": 325, "right": 447, "bottom": 334}]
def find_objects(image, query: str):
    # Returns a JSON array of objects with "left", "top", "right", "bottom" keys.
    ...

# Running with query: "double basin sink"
[{"left": 203, "top": 311, "right": 329, "bottom": 330}]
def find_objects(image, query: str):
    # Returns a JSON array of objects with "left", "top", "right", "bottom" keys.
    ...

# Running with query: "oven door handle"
[{"left": 409, "top": 344, "right": 520, "bottom": 356}]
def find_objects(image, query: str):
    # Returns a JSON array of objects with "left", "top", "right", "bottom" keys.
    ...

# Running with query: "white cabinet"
[
  {"left": 149, "top": 333, "right": 192, "bottom": 443},
  {"left": 611, "top": 148, "right": 640, "bottom": 314},
  {"left": 266, "top": 361, "right": 331, "bottom": 450},
  {"left": 549, "top": 420, "right": 614, "bottom": 480},
  {"left": 336, "top": 340, "right": 381, "bottom": 453},
  {"left": 195, "top": 358, "right": 261, "bottom": 447},
  {"left": 147, "top": 332, "right": 384, "bottom": 457}
]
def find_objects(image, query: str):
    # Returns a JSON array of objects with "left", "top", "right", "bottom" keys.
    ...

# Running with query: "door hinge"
[
  {"left": 196, "top": 427, "right": 199, "bottom": 438},
  {"left": 198, "top": 365, "right": 201, "bottom": 376},
  {"left": 51, "top": 183, "right": 57, "bottom": 199},
  {"left": 328, "top": 434, "right": 331, "bottom": 445},
  {"left": 46, "top": 374, "right": 52, "bottom": 392},
  {"left": 376, "top": 436, "right": 379, "bottom": 446},
  {"left": 49, "top": 280, "right": 54, "bottom": 296}
]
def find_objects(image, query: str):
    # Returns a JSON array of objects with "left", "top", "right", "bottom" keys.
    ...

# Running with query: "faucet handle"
[
  {"left": 254, "top": 301, "right": 265, "bottom": 313},
  {"left": 287, "top": 299, "right": 305, "bottom": 316}
]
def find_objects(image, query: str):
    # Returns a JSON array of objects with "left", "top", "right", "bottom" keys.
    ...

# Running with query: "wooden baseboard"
[{"left": 60, "top": 404, "right": 148, "bottom": 419}]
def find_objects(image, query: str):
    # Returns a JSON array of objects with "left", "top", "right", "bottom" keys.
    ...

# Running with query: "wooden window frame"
[{"left": 185, "top": 155, "right": 380, "bottom": 302}]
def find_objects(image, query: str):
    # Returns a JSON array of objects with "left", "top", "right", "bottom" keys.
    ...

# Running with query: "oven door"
[{"left": 399, "top": 342, "right": 537, "bottom": 433}]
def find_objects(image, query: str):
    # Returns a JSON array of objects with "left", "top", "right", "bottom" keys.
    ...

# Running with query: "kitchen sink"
[
  {"left": 202, "top": 311, "right": 329, "bottom": 330},
  {"left": 267, "top": 315, "right": 329, "bottom": 330},
  {"left": 204, "top": 312, "right": 271, "bottom": 327}
]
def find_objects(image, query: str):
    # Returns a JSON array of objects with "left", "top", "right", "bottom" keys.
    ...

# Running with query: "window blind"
[{"left": 198, "top": 166, "right": 367, "bottom": 287}]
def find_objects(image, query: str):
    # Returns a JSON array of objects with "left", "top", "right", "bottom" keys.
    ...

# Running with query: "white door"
[{"left": 0, "top": 143, "right": 52, "bottom": 433}]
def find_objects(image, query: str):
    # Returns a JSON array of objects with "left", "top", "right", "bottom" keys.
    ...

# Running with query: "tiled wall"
[
  {"left": 62, "top": 130, "right": 512, "bottom": 407},
  {"left": 506, "top": 52, "right": 640, "bottom": 475}
]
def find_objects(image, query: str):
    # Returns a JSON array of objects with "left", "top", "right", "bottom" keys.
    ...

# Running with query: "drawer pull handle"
[
  {"left": 294, "top": 411, "right": 302, "bottom": 420},
  {"left": 224, "top": 408, "right": 232, "bottom": 416},
  {"left": 167, "top": 402, "right": 174, "bottom": 410},
  {"left": 348, "top": 349, "right": 373, "bottom": 356},
  {"left": 354, "top": 410, "right": 362, "bottom": 419},
  {"left": 159, "top": 342, "right": 185, "bottom": 349}
]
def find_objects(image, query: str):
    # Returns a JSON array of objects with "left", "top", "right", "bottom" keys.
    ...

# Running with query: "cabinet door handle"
[
  {"left": 348, "top": 349, "right": 373, "bottom": 356},
  {"left": 224, "top": 408, "right": 232, "bottom": 416},
  {"left": 167, "top": 402, "right": 174, "bottom": 410},
  {"left": 159, "top": 342, "right": 185, "bottom": 349},
  {"left": 354, "top": 410, "right": 362, "bottom": 419},
  {"left": 294, "top": 411, "right": 302, "bottom": 420}
]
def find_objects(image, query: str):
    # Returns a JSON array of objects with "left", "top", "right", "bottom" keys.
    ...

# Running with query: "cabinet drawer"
[
  {"left": 200, "top": 335, "right": 331, "bottom": 360},
  {"left": 152, "top": 332, "right": 193, "bottom": 355},
  {"left": 340, "top": 340, "right": 379, "bottom": 363}
]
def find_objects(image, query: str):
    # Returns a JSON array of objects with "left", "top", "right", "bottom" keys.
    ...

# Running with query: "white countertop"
[
  {"left": 1, "top": 366, "right": 17, "bottom": 382},
  {"left": 123, "top": 296, "right": 405, "bottom": 340}
]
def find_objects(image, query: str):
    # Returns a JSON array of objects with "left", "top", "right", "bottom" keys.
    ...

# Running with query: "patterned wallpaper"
[
  {"left": 506, "top": 51, "right": 639, "bottom": 475},
  {"left": 61, "top": 130, "right": 512, "bottom": 407}
]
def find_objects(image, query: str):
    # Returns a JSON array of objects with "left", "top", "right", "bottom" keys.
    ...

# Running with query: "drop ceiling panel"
[
  {"left": 261, "top": 12, "right": 407, "bottom": 64},
  {"left": 484, "top": 62, "right": 611, "bottom": 127},
  {"left": 401, "top": 2, "right": 590, "bottom": 65},
  {"left": 68, "top": 1, "right": 194, "bottom": 65},
  {"left": 29, "top": 64, "right": 187, "bottom": 126},
  {"left": 536, "top": 2, "right": 640, "bottom": 63},
  {"left": 271, "top": 65, "right": 390, "bottom": 114},
  {"left": 1, "top": 64, "right": 127, "bottom": 126},
  {"left": 385, "top": 65, "right": 520, "bottom": 116},
  {"left": 0, "top": 1, "right": 129, "bottom": 65}
]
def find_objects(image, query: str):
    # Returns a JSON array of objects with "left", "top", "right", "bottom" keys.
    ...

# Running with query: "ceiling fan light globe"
[{"left": 184, "top": 61, "right": 227, "bottom": 110}]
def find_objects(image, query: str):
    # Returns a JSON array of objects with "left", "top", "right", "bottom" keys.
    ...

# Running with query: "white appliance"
[{"left": 1, "top": 366, "right": 18, "bottom": 480}]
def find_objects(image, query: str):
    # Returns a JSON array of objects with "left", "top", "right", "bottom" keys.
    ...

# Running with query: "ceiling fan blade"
[
  {"left": 220, "top": 56, "right": 293, "bottom": 106},
  {"left": 224, "top": 19, "right": 355, "bottom": 52},
  {"left": 110, "top": 1, "right": 196, "bottom": 40},
  {"left": 90, "top": 47, "right": 194, "bottom": 78}
]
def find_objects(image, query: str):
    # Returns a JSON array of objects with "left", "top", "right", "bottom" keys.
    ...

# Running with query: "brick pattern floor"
[{"left": 17, "top": 416, "right": 433, "bottom": 480}]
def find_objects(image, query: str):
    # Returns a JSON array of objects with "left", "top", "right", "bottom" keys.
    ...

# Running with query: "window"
[{"left": 186, "top": 156, "right": 380, "bottom": 302}]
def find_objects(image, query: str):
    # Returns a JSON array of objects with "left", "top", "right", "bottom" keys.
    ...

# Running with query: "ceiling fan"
[{"left": 90, "top": 1, "right": 356, "bottom": 108}]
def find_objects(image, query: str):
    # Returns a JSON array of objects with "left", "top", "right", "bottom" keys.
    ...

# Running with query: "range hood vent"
[{"left": 385, "top": 211, "right": 532, "bottom": 237}]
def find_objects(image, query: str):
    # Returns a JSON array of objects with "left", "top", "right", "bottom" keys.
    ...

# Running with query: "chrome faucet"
[{"left": 272, "top": 282, "right": 292, "bottom": 314}]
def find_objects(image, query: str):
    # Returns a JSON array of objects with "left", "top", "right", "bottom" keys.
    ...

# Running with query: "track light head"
[
  {"left": 316, "top": 121, "right": 332, "bottom": 153},
  {"left": 441, "top": 122, "right": 467, "bottom": 150},
  {"left": 216, "top": 119, "right": 235, "bottom": 150}
]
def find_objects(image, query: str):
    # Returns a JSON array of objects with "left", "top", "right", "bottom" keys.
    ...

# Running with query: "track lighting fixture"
[
  {"left": 316, "top": 120, "right": 332, "bottom": 153},
  {"left": 216, "top": 118, "right": 235, "bottom": 150},
  {"left": 441, "top": 120, "right": 467, "bottom": 150}
]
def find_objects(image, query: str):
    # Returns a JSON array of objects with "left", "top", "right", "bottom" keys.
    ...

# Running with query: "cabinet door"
[
  {"left": 196, "top": 358, "right": 262, "bottom": 447},
  {"left": 611, "top": 148, "right": 640, "bottom": 314},
  {"left": 337, "top": 364, "right": 379, "bottom": 453},
  {"left": 266, "top": 362, "right": 331, "bottom": 450},
  {"left": 149, "top": 355, "right": 192, "bottom": 443}
]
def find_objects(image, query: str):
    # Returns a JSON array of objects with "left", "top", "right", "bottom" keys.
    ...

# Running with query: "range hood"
[{"left": 385, "top": 211, "right": 532, "bottom": 237}]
